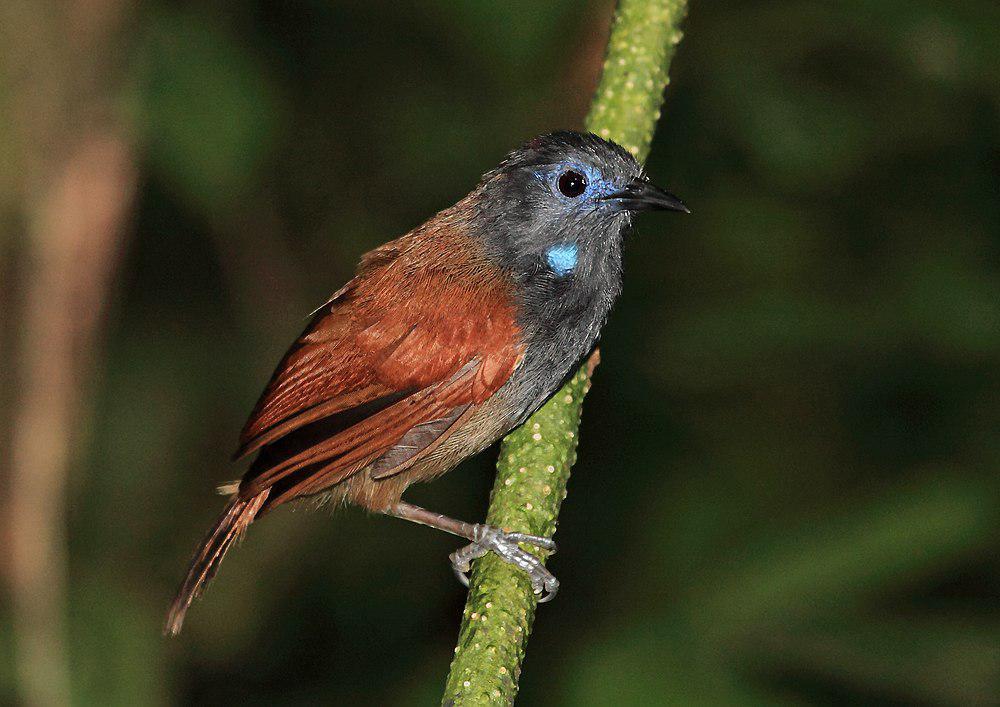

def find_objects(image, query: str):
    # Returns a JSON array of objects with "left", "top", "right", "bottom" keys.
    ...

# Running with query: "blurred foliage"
[{"left": 2, "top": 0, "right": 999, "bottom": 704}]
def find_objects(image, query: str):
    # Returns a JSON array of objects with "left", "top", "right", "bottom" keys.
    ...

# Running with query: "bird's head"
[{"left": 473, "top": 131, "right": 687, "bottom": 282}]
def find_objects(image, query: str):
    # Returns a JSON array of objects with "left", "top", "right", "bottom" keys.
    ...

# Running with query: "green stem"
[{"left": 442, "top": 1, "right": 688, "bottom": 704}]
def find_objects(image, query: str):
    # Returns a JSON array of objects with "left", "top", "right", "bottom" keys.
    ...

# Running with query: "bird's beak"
[{"left": 601, "top": 177, "right": 690, "bottom": 213}]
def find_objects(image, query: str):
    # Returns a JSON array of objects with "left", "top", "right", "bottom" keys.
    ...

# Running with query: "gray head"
[
  {"left": 462, "top": 131, "right": 687, "bottom": 415},
  {"left": 473, "top": 130, "right": 686, "bottom": 290},
  {"left": 463, "top": 130, "right": 687, "bottom": 364}
]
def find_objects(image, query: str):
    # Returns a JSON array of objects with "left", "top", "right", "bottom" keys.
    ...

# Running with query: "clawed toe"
[
  {"left": 452, "top": 564, "right": 470, "bottom": 588},
  {"left": 449, "top": 525, "right": 559, "bottom": 602},
  {"left": 504, "top": 532, "right": 557, "bottom": 554},
  {"left": 450, "top": 543, "right": 486, "bottom": 588},
  {"left": 536, "top": 573, "right": 559, "bottom": 602}
]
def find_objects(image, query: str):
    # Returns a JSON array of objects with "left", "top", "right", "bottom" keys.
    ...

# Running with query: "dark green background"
[{"left": 3, "top": 0, "right": 999, "bottom": 704}]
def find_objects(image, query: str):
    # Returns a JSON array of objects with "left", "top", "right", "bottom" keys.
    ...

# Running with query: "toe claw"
[
  {"left": 450, "top": 549, "right": 476, "bottom": 588},
  {"left": 538, "top": 577, "right": 559, "bottom": 603}
]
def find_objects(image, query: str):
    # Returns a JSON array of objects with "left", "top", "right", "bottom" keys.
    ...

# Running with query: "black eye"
[{"left": 557, "top": 170, "right": 587, "bottom": 197}]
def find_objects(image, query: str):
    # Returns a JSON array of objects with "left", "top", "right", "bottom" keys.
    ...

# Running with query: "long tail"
[{"left": 164, "top": 490, "right": 269, "bottom": 636}]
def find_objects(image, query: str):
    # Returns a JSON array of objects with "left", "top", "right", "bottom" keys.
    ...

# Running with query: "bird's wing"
[{"left": 234, "top": 239, "right": 523, "bottom": 505}]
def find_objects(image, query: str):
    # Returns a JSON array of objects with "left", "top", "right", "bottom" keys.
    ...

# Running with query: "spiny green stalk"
[{"left": 442, "top": 1, "right": 688, "bottom": 704}]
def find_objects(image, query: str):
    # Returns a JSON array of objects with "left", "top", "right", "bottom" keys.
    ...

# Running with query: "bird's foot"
[{"left": 449, "top": 525, "right": 559, "bottom": 602}]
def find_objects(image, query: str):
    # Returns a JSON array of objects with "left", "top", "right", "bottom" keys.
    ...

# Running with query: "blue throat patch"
[{"left": 546, "top": 243, "right": 578, "bottom": 277}]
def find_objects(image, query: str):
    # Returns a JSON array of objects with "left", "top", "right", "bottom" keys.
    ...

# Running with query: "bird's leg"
[{"left": 387, "top": 501, "right": 560, "bottom": 602}]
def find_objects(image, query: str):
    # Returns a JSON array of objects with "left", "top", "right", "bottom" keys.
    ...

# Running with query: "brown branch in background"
[
  {"left": 8, "top": 134, "right": 135, "bottom": 706},
  {"left": 0, "top": 2, "right": 137, "bottom": 705}
]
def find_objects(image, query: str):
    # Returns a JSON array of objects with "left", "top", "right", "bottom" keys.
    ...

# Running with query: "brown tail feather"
[{"left": 164, "top": 490, "right": 269, "bottom": 636}]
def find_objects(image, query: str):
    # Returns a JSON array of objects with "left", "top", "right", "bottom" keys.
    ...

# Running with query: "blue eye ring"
[{"left": 557, "top": 170, "right": 587, "bottom": 197}]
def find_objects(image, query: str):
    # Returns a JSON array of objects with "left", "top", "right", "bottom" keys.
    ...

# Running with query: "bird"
[{"left": 165, "top": 130, "right": 687, "bottom": 635}]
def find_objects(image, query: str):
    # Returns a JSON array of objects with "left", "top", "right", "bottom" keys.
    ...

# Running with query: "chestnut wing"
[{"left": 234, "top": 255, "right": 523, "bottom": 505}]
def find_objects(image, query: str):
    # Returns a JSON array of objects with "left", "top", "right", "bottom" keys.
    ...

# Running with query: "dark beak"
[{"left": 601, "top": 177, "right": 690, "bottom": 213}]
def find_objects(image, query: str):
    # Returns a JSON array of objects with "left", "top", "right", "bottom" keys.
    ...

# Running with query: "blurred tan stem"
[{"left": 1, "top": 2, "right": 137, "bottom": 705}]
